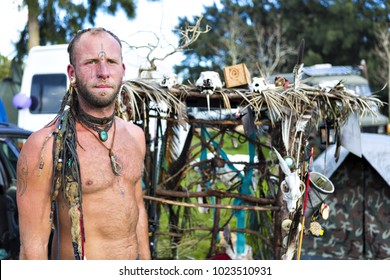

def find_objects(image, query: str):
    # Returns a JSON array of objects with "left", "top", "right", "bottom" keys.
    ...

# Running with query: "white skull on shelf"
[
  {"left": 249, "top": 77, "right": 267, "bottom": 93},
  {"left": 159, "top": 73, "right": 178, "bottom": 89},
  {"left": 195, "top": 71, "right": 223, "bottom": 94}
]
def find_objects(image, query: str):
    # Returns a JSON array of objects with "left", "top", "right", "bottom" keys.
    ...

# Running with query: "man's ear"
[{"left": 67, "top": 64, "right": 76, "bottom": 86}]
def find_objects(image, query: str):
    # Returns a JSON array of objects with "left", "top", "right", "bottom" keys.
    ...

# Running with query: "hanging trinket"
[
  {"left": 109, "top": 150, "right": 122, "bottom": 176},
  {"left": 79, "top": 119, "right": 123, "bottom": 176},
  {"left": 309, "top": 221, "right": 324, "bottom": 237},
  {"left": 99, "top": 130, "right": 108, "bottom": 142},
  {"left": 283, "top": 156, "right": 295, "bottom": 168},
  {"left": 320, "top": 203, "right": 330, "bottom": 220},
  {"left": 281, "top": 219, "right": 292, "bottom": 232}
]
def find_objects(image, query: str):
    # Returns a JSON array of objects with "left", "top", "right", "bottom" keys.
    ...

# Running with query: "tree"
[
  {"left": 174, "top": 0, "right": 389, "bottom": 91},
  {"left": 26, "top": 0, "right": 39, "bottom": 50},
  {"left": 14, "top": 0, "right": 160, "bottom": 61},
  {"left": 174, "top": 0, "right": 295, "bottom": 83},
  {"left": 373, "top": 24, "right": 390, "bottom": 119},
  {"left": 0, "top": 58, "right": 23, "bottom": 124},
  {"left": 0, "top": 55, "right": 12, "bottom": 81}
]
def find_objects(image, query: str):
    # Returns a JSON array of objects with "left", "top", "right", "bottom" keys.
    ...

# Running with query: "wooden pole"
[
  {"left": 297, "top": 147, "right": 314, "bottom": 260},
  {"left": 208, "top": 197, "right": 221, "bottom": 257},
  {"left": 143, "top": 195, "right": 279, "bottom": 211},
  {"left": 155, "top": 188, "right": 275, "bottom": 205}
]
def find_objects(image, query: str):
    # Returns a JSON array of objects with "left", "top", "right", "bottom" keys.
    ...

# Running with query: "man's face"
[{"left": 69, "top": 31, "right": 126, "bottom": 108}]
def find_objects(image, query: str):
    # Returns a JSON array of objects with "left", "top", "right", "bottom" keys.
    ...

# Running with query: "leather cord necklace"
[
  {"left": 79, "top": 118, "right": 122, "bottom": 176},
  {"left": 77, "top": 107, "right": 114, "bottom": 142}
]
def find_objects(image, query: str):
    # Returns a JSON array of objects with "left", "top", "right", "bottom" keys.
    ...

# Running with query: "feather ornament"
[
  {"left": 295, "top": 102, "right": 316, "bottom": 132},
  {"left": 295, "top": 108, "right": 313, "bottom": 132},
  {"left": 293, "top": 39, "right": 305, "bottom": 90},
  {"left": 273, "top": 147, "right": 291, "bottom": 176},
  {"left": 223, "top": 225, "right": 234, "bottom": 253},
  {"left": 281, "top": 112, "right": 293, "bottom": 155}
]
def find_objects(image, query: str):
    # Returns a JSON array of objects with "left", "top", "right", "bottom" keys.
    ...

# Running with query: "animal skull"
[
  {"left": 249, "top": 77, "right": 267, "bottom": 92},
  {"left": 272, "top": 147, "right": 305, "bottom": 212},
  {"left": 281, "top": 172, "right": 305, "bottom": 212},
  {"left": 195, "top": 71, "right": 223, "bottom": 94},
  {"left": 160, "top": 73, "right": 178, "bottom": 89}
]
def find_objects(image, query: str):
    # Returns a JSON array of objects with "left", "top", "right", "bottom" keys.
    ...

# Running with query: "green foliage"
[
  {"left": 175, "top": 0, "right": 287, "bottom": 82},
  {"left": 0, "top": 54, "right": 11, "bottom": 80},
  {"left": 15, "top": 0, "right": 140, "bottom": 60},
  {"left": 152, "top": 126, "right": 277, "bottom": 259},
  {"left": 0, "top": 58, "right": 23, "bottom": 124},
  {"left": 174, "top": 0, "right": 389, "bottom": 93},
  {"left": 156, "top": 201, "right": 216, "bottom": 259}
]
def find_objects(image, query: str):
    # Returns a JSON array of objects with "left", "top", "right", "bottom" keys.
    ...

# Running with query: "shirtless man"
[{"left": 16, "top": 27, "right": 151, "bottom": 260}]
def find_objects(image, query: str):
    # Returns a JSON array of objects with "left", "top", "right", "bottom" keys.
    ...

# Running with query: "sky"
[{"left": 0, "top": 0, "right": 220, "bottom": 78}]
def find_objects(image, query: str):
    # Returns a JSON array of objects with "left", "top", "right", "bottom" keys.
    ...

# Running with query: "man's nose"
[{"left": 97, "top": 61, "right": 110, "bottom": 79}]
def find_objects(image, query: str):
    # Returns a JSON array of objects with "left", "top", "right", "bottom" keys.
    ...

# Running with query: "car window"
[{"left": 30, "top": 73, "right": 67, "bottom": 114}]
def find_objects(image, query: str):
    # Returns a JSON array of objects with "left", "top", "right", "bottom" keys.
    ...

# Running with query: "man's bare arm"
[{"left": 17, "top": 130, "right": 53, "bottom": 259}]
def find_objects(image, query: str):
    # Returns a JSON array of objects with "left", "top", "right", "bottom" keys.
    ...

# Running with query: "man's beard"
[{"left": 76, "top": 81, "right": 121, "bottom": 108}]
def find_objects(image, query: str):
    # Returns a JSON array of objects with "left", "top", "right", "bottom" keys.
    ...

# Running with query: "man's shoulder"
[
  {"left": 23, "top": 124, "right": 57, "bottom": 150},
  {"left": 117, "top": 118, "right": 144, "bottom": 134},
  {"left": 116, "top": 119, "right": 145, "bottom": 150}
]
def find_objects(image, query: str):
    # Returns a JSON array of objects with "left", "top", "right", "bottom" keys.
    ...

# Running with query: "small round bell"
[
  {"left": 320, "top": 203, "right": 330, "bottom": 220},
  {"left": 282, "top": 219, "right": 292, "bottom": 232},
  {"left": 284, "top": 156, "right": 295, "bottom": 168}
]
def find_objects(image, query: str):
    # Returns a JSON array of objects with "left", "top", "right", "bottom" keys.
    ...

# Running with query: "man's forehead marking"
[{"left": 99, "top": 44, "right": 106, "bottom": 60}]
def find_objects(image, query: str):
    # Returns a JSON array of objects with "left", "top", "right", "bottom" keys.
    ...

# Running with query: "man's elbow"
[{"left": 19, "top": 243, "right": 49, "bottom": 260}]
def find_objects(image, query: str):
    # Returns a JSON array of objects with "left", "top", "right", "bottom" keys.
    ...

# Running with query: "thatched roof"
[{"left": 118, "top": 79, "right": 384, "bottom": 130}]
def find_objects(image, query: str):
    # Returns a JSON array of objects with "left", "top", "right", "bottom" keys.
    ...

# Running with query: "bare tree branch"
[
  {"left": 250, "top": 14, "right": 296, "bottom": 78},
  {"left": 122, "top": 16, "right": 211, "bottom": 78}
]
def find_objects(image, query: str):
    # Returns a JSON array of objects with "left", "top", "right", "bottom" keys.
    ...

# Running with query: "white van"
[{"left": 16, "top": 44, "right": 69, "bottom": 132}]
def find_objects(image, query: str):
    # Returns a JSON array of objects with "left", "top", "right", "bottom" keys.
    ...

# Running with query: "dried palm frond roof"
[{"left": 118, "top": 78, "right": 384, "bottom": 127}]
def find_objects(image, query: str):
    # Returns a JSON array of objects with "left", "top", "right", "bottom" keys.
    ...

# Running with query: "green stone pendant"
[{"left": 99, "top": 130, "right": 108, "bottom": 142}]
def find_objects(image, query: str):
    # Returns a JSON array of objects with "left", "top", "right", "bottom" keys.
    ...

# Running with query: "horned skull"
[
  {"left": 273, "top": 148, "right": 305, "bottom": 212},
  {"left": 281, "top": 171, "right": 305, "bottom": 212}
]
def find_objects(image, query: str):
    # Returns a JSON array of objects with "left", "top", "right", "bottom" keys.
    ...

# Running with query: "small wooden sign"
[{"left": 223, "top": 63, "right": 251, "bottom": 88}]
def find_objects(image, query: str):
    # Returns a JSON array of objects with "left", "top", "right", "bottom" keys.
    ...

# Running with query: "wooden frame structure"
[{"left": 117, "top": 78, "right": 383, "bottom": 259}]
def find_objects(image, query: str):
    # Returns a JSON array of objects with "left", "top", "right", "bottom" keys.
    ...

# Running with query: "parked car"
[
  {"left": 302, "top": 64, "right": 388, "bottom": 134},
  {"left": 269, "top": 64, "right": 389, "bottom": 134},
  {"left": 0, "top": 122, "right": 32, "bottom": 259}
]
